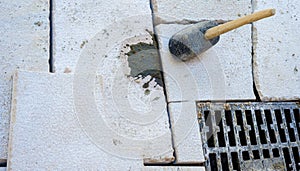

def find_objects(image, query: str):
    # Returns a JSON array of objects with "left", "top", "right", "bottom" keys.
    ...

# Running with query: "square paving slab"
[{"left": 8, "top": 71, "right": 174, "bottom": 170}]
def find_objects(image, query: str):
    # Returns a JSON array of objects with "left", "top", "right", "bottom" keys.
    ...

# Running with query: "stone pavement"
[{"left": 0, "top": 0, "right": 299, "bottom": 170}]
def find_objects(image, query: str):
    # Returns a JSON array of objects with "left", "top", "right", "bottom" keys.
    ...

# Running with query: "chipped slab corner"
[
  {"left": 253, "top": 1, "right": 300, "bottom": 101},
  {"left": 8, "top": 71, "right": 174, "bottom": 169},
  {"left": 168, "top": 102, "right": 205, "bottom": 164}
]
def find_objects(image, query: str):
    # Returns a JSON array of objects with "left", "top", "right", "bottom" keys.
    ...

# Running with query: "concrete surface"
[
  {"left": 168, "top": 102, "right": 204, "bottom": 164},
  {"left": 254, "top": 1, "right": 300, "bottom": 101},
  {"left": 155, "top": 24, "right": 255, "bottom": 102},
  {"left": 0, "top": 0, "right": 49, "bottom": 159},
  {"left": 8, "top": 71, "right": 174, "bottom": 170},
  {"left": 152, "top": 0, "right": 252, "bottom": 23},
  {"left": 53, "top": 0, "right": 153, "bottom": 73}
]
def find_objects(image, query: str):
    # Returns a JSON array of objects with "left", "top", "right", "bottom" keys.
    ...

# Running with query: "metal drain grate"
[{"left": 197, "top": 102, "right": 300, "bottom": 171}]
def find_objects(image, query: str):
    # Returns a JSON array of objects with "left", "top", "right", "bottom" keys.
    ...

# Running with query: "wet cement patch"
[{"left": 125, "top": 35, "right": 163, "bottom": 87}]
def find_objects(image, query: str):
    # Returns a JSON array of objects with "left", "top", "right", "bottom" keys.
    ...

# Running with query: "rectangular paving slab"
[
  {"left": 0, "top": 0, "right": 49, "bottom": 159},
  {"left": 155, "top": 24, "right": 255, "bottom": 102},
  {"left": 253, "top": 1, "right": 300, "bottom": 101},
  {"left": 8, "top": 71, "right": 174, "bottom": 170},
  {"left": 53, "top": 0, "right": 153, "bottom": 73}
]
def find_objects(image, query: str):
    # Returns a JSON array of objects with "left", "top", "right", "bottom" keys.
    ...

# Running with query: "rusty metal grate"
[{"left": 197, "top": 102, "right": 300, "bottom": 171}]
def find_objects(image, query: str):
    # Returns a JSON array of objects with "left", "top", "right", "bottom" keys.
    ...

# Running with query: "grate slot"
[
  {"left": 221, "top": 153, "right": 229, "bottom": 171},
  {"left": 264, "top": 110, "right": 277, "bottom": 144},
  {"left": 225, "top": 110, "right": 236, "bottom": 146},
  {"left": 235, "top": 111, "right": 247, "bottom": 146},
  {"left": 245, "top": 110, "right": 257, "bottom": 145},
  {"left": 242, "top": 151, "right": 250, "bottom": 160},
  {"left": 280, "top": 107, "right": 298, "bottom": 171},
  {"left": 231, "top": 109, "right": 245, "bottom": 166},
  {"left": 292, "top": 147, "right": 300, "bottom": 171},
  {"left": 284, "top": 109, "right": 296, "bottom": 142},
  {"left": 205, "top": 110, "right": 215, "bottom": 148},
  {"left": 280, "top": 107, "right": 293, "bottom": 144},
  {"left": 274, "top": 109, "right": 288, "bottom": 143},
  {"left": 221, "top": 110, "right": 234, "bottom": 170},
  {"left": 270, "top": 108, "right": 286, "bottom": 164},
  {"left": 198, "top": 102, "right": 300, "bottom": 171},
  {"left": 209, "top": 153, "right": 218, "bottom": 171},
  {"left": 251, "top": 109, "right": 265, "bottom": 159},
  {"left": 216, "top": 111, "right": 226, "bottom": 147},
  {"left": 293, "top": 109, "right": 300, "bottom": 136},
  {"left": 263, "top": 149, "right": 270, "bottom": 158},
  {"left": 273, "top": 148, "right": 280, "bottom": 157},
  {"left": 211, "top": 110, "right": 220, "bottom": 149},
  {"left": 283, "top": 148, "right": 293, "bottom": 171},
  {"left": 254, "top": 110, "right": 268, "bottom": 145},
  {"left": 241, "top": 110, "right": 255, "bottom": 159},
  {"left": 231, "top": 152, "right": 240, "bottom": 171},
  {"left": 260, "top": 110, "right": 275, "bottom": 158},
  {"left": 252, "top": 150, "right": 260, "bottom": 159}
]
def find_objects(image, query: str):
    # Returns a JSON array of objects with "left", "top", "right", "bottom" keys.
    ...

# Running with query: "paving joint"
[
  {"left": 251, "top": 0, "right": 262, "bottom": 102},
  {"left": 49, "top": 0, "right": 54, "bottom": 73},
  {"left": 149, "top": 0, "right": 176, "bottom": 165}
]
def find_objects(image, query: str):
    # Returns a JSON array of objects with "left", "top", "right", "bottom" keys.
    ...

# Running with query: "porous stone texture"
[
  {"left": 53, "top": 0, "right": 153, "bottom": 73},
  {"left": 168, "top": 102, "right": 204, "bottom": 164},
  {"left": 8, "top": 71, "right": 174, "bottom": 170},
  {"left": 152, "top": 0, "right": 252, "bottom": 23},
  {"left": 155, "top": 24, "right": 255, "bottom": 102},
  {"left": 0, "top": 0, "right": 49, "bottom": 159},
  {"left": 254, "top": 1, "right": 300, "bottom": 101}
]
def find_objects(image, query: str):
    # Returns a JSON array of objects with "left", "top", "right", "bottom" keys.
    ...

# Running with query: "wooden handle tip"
[{"left": 270, "top": 8, "right": 276, "bottom": 15}]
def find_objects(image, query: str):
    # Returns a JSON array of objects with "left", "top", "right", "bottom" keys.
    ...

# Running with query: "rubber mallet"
[{"left": 169, "top": 9, "right": 276, "bottom": 61}]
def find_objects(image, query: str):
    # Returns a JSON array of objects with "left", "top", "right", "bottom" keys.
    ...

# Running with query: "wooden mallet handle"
[{"left": 205, "top": 9, "right": 276, "bottom": 40}]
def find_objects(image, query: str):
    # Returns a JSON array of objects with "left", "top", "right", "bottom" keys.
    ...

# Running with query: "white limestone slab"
[
  {"left": 142, "top": 166, "right": 205, "bottom": 171},
  {"left": 0, "top": 0, "right": 49, "bottom": 159},
  {"left": 8, "top": 71, "right": 174, "bottom": 170},
  {"left": 152, "top": 0, "right": 252, "bottom": 23},
  {"left": 53, "top": 0, "right": 153, "bottom": 73},
  {"left": 156, "top": 24, "right": 255, "bottom": 102},
  {"left": 254, "top": 1, "right": 300, "bottom": 101},
  {"left": 168, "top": 102, "right": 204, "bottom": 164}
]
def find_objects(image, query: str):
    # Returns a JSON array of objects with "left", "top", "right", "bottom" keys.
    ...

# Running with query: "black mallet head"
[{"left": 168, "top": 20, "right": 220, "bottom": 61}]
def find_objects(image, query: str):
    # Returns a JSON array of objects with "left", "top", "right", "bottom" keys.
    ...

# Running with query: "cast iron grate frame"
[{"left": 197, "top": 102, "right": 300, "bottom": 171}]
